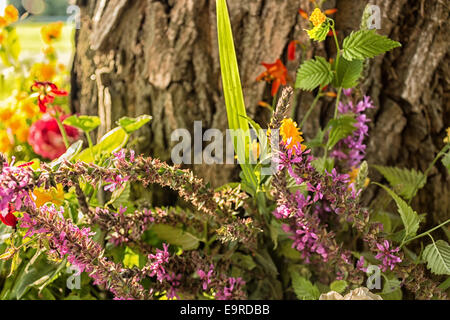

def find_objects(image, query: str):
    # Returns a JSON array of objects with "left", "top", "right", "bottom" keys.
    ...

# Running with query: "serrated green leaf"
[
  {"left": 423, "top": 239, "right": 450, "bottom": 275},
  {"left": 117, "top": 115, "right": 152, "bottom": 134},
  {"left": 63, "top": 115, "right": 101, "bottom": 133},
  {"left": 151, "top": 224, "right": 199, "bottom": 251},
  {"left": 375, "top": 183, "right": 420, "bottom": 242},
  {"left": 291, "top": 272, "right": 320, "bottom": 300},
  {"left": 326, "top": 115, "right": 357, "bottom": 150},
  {"left": 334, "top": 57, "right": 363, "bottom": 89},
  {"left": 231, "top": 253, "right": 256, "bottom": 271},
  {"left": 330, "top": 280, "right": 348, "bottom": 294},
  {"left": 382, "top": 276, "right": 402, "bottom": 294},
  {"left": 373, "top": 165, "right": 426, "bottom": 200},
  {"left": 295, "top": 56, "right": 333, "bottom": 91},
  {"left": 342, "top": 29, "right": 401, "bottom": 61}
]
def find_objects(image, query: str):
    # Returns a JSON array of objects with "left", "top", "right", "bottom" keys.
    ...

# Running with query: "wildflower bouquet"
[{"left": 0, "top": 2, "right": 448, "bottom": 301}]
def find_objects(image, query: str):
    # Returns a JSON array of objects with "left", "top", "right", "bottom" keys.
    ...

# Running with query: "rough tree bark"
[{"left": 71, "top": 0, "right": 449, "bottom": 222}]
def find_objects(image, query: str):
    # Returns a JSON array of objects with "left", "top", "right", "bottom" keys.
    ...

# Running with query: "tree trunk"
[{"left": 71, "top": 0, "right": 449, "bottom": 221}]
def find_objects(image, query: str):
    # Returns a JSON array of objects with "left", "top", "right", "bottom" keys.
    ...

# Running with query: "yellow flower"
[
  {"left": 33, "top": 63, "right": 56, "bottom": 81},
  {"left": 280, "top": 118, "right": 307, "bottom": 152},
  {"left": 309, "top": 8, "right": 326, "bottom": 27},
  {"left": 349, "top": 166, "right": 370, "bottom": 189},
  {"left": 19, "top": 100, "right": 39, "bottom": 119},
  {"left": 0, "top": 105, "right": 14, "bottom": 123},
  {"left": 4, "top": 5, "right": 18, "bottom": 24},
  {"left": 304, "top": 8, "right": 330, "bottom": 42},
  {"left": 33, "top": 184, "right": 65, "bottom": 208},
  {"left": 41, "top": 22, "right": 63, "bottom": 44},
  {"left": 444, "top": 127, "right": 450, "bottom": 144},
  {"left": 0, "top": 130, "right": 12, "bottom": 153}
]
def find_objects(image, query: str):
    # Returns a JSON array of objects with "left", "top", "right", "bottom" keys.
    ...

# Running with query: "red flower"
[
  {"left": 31, "top": 81, "right": 68, "bottom": 113},
  {"left": 28, "top": 113, "right": 80, "bottom": 160},
  {"left": 256, "top": 59, "right": 289, "bottom": 96},
  {"left": 0, "top": 204, "right": 17, "bottom": 228}
]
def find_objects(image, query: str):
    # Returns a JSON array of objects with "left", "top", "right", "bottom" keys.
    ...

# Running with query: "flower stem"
[
  {"left": 401, "top": 219, "right": 450, "bottom": 248},
  {"left": 334, "top": 87, "right": 343, "bottom": 119},
  {"left": 54, "top": 112, "right": 70, "bottom": 149},
  {"left": 85, "top": 131, "right": 95, "bottom": 159},
  {"left": 300, "top": 87, "right": 323, "bottom": 129},
  {"left": 408, "top": 144, "right": 450, "bottom": 205}
]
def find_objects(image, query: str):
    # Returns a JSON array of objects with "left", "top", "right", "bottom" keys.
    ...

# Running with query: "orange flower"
[
  {"left": 256, "top": 59, "right": 288, "bottom": 96},
  {"left": 280, "top": 118, "right": 307, "bottom": 152},
  {"left": 41, "top": 22, "right": 63, "bottom": 44},
  {"left": 32, "top": 184, "right": 65, "bottom": 208},
  {"left": 4, "top": 5, "right": 18, "bottom": 24},
  {"left": 298, "top": 9, "right": 309, "bottom": 20}
]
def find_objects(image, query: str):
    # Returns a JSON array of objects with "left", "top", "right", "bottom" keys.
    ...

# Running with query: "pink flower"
[
  {"left": 375, "top": 240, "right": 402, "bottom": 271},
  {"left": 28, "top": 114, "right": 79, "bottom": 160}
]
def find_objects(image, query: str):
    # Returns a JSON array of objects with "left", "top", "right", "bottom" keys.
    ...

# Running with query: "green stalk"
[
  {"left": 54, "top": 110, "right": 70, "bottom": 149},
  {"left": 408, "top": 144, "right": 450, "bottom": 205},
  {"left": 85, "top": 131, "right": 95, "bottom": 159},
  {"left": 299, "top": 87, "right": 323, "bottom": 129},
  {"left": 401, "top": 219, "right": 450, "bottom": 248}
]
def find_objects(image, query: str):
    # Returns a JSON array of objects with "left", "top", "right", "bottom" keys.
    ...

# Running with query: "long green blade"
[{"left": 216, "top": 0, "right": 257, "bottom": 190}]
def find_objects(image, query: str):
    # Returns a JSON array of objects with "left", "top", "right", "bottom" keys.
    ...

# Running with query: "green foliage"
[
  {"left": 151, "top": 224, "right": 200, "bottom": 251},
  {"left": 373, "top": 165, "right": 426, "bottom": 200},
  {"left": 330, "top": 280, "right": 348, "bottom": 294},
  {"left": 216, "top": 0, "right": 257, "bottom": 191},
  {"left": 422, "top": 239, "right": 450, "bottom": 275},
  {"left": 76, "top": 127, "right": 129, "bottom": 163},
  {"left": 63, "top": 115, "right": 101, "bottom": 133},
  {"left": 326, "top": 115, "right": 357, "bottom": 150},
  {"left": 290, "top": 272, "right": 320, "bottom": 300},
  {"left": 333, "top": 57, "right": 363, "bottom": 89},
  {"left": 295, "top": 56, "right": 333, "bottom": 91},
  {"left": 117, "top": 115, "right": 152, "bottom": 134},
  {"left": 374, "top": 183, "right": 421, "bottom": 243},
  {"left": 342, "top": 29, "right": 401, "bottom": 61},
  {"left": 50, "top": 140, "right": 83, "bottom": 169},
  {"left": 442, "top": 151, "right": 450, "bottom": 174}
]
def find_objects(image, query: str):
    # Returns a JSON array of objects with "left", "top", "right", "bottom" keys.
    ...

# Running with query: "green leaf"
[
  {"left": 50, "top": 140, "right": 83, "bottom": 169},
  {"left": 9, "top": 254, "right": 59, "bottom": 300},
  {"left": 151, "top": 224, "right": 200, "bottom": 251},
  {"left": 382, "top": 276, "right": 402, "bottom": 294},
  {"left": 334, "top": 57, "right": 363, "bottom": 89},
  {"left": 76, "top": 127, "right": 129, "bottom": 163},
  {"left": 231, "top": 253, "right": 256, "bottom": 271},
  {"left": 423, "top": 239, "right": 450, "bottom": 275},
  {"left": 311, "top": 157, "right": 334, "bottom": 174},
  {"left": 326, "top": 115, "right": 357, "bottom": 150},
  {"left": 342, "top": 29, "right": 401, "bottom": 61},
  {"left": 63, "top": 115, "right": 101, "bottom": 133},
  {"left": 123, "top": 247, "right": 145, "bottom": 268},
  {"left": 374, "top": 183, "right": 421, "bottom": 242},
  {"left": 216, "top": 0, "right": 258, "bottom": 191},
  {"left": 330, "top": 280, "right": 348, "bottom": 294},
  {"left": 117, "top": 115, "right": 152, "bottom": 134},
  {"left": 106, "top": 182, "right": 131, "bottom": 209},
  {"left": 291, "top": 272, "right": 320, "bottom": 300},
  {"left": 373, "top": 165, "right": 426, "bottom": 200},
  {"left": 438, "top": 277, "right": 450, "bottom": 291},
  {"left": 295, "top": 56, "right": 333, "bottom": 91},
  {"left": 442, "top": 151, "right": 450, "bottom": 174}
]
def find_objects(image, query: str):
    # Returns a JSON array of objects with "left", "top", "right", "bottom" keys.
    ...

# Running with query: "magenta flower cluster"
[
  {"left": 0, "top": 159, "right": 35, "bottom": 216},
  {"left": 375, "top": 240, "right": 402, "bottom": 272},
  {"left": 331, "top": 95, "right": 375, "bottom": 169}
]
